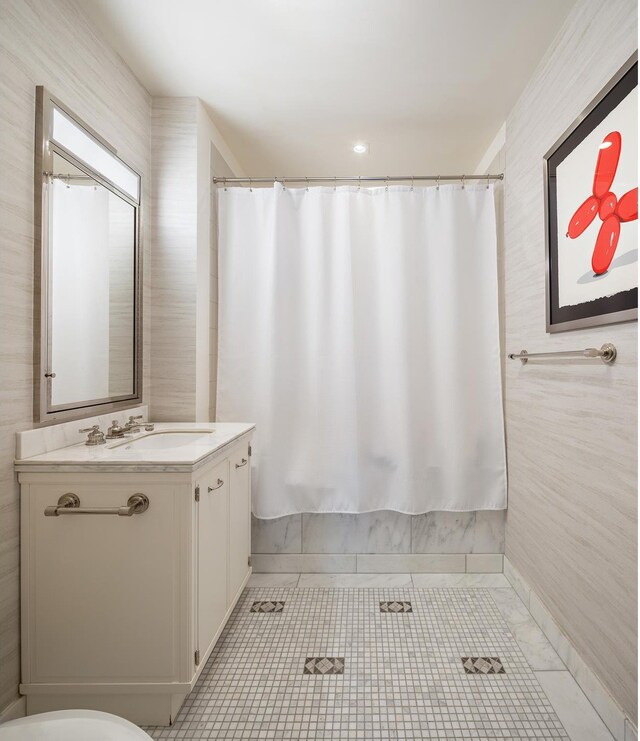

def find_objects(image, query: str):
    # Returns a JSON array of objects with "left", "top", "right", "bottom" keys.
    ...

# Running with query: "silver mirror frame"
[{"left": 34, "top": 87, "right": 143, "bottom": 424}]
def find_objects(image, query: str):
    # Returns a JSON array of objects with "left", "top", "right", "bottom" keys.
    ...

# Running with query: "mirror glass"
[
  {"left": 49, "top": 153, "right": 136, "bottom": 406},
  {"left": 36, "top": 88, "right": 142, "bottom": 422}
]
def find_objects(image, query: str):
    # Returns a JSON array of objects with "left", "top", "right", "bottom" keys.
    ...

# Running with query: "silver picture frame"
[{"left": 544, "top": 51, "right": 638, "bottom": 333}]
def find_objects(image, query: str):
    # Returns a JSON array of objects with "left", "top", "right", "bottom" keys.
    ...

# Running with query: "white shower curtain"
[{"left": 217, "top": 183, "right": 506, "bottom": 519}]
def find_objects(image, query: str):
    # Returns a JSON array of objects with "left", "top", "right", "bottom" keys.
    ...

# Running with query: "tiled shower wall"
[{"left": 252, "top": 511, "right": 505, "bottom": 572}]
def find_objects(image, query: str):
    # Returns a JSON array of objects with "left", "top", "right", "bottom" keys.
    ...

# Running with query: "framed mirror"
[{"left": 34, "top": 88, "right": 142, "bottom": 423}]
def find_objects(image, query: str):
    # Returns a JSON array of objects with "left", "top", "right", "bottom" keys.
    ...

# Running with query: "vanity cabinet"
[
  {"left": 195, "top": 458, "right": 229, "bottom": 668},
  {"left": 18, "top": 429, "right": 253, "bottom": 726},
  {"left": 228, "top": 445, "right": 251, "bottom": 603}
]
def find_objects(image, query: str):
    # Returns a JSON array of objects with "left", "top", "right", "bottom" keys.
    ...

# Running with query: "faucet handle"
[
  {"left": 79, "top": 424, "right": 100, "bottom": 434},
  {"left": 79, "top": 425, "right": 106, "bottom": 446},
  {"left": 128, "top": 415, "right": 143, "bottom": 423}
]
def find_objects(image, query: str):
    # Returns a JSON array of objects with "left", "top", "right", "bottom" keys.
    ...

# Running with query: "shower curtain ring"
[
  {"left": 249, "top": 178, "right": 253, "bottom": 192},
  {"left": 461, "top": 174, "right": 465, "bottom": 190},
  {"left": 385, "top": 176, "right": 389, "bottom": 191},
  {"left": 223, "top": 177, "right": 227, "bottom": 191},
  {"left": 334, "top": 177, "right": 337, "bottom": 191},
  {"left": 306, "top": 177, "right": 309, "bottom": 191},
  {"left": 486, "top": 174, "right": 490, "bottom": 190},
  {"left": 436, "top": 175, "right": 440, "bottom": 190},
  {"left": 411, "top": 175, "right": 414, "bottom": 191},
  {"left": 358, "top": 175, "right": 361, "bottom": 190}
]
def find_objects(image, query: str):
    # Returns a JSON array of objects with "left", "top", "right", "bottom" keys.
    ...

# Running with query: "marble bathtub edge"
[{"left": 250, "top": 552, "right": 505, "bottom": 574}]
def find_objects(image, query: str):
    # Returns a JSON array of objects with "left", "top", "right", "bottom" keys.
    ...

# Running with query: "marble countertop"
[{"left": 15, "top": 422, "right": 255, "bottom": 473}]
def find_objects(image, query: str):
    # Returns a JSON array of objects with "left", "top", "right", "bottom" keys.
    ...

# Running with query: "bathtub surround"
[
  {"left": 150, "top": 97, "right": 242, "bottom": 423},
  {"left": 253, "top": 510, "right": 504, "bottom": 554},
  {"left": 503, "top": 0, "right": 638, "bottom": 726},
  {"left": 0, "top": 0, "right": 152, "bottom": 716},
  {"left": 218, "top": 183, "right": 506, "bottom": 517},
  {"left": 252, "top": 510, "right": 504, "bottom": 573}
]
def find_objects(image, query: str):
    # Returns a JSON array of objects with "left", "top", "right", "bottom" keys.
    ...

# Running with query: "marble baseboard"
[
  {"left": 252, "top": 552, "right": 503, "bottom": 574},
  {"left": 357, "top": 554, "right": 465, "bottom": 573},
  {"left": 252, "top": 510, "right": 505, "bottom": 555},
  {"left": 466, "top": 553, "right": 503, "bottom": 572},
  {"left": 246, "top": 573, "right": 300, "bottom": 588},
  {"left": 251, "top": 554, "right": 357, "bottom": 573},
  {"left": 297, "top": 573, "right": 412, "bottom": 588},
  {"left": 536, "top": 670, "right": 619, "bottom": 741},
  {"left": 490, "top": 588, "right": 565, "bottom": 671},
  {"left": 504, "top": 556, "right": 631, "bottom": 741}
]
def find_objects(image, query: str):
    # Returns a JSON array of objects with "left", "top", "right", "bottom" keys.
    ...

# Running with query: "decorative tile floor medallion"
[
  {"left": 145, "top": 587, "right": 569, "bottom": 739},
  {"left": 462, "top": 656, "right": 506, "bottom": 674},
  {"left": 249, "top": 600, "right": 284, "bottom": 613},
  {"left": 380, "top": 600, "right": 412, "bottom": 613},
  {"left": 303, "top": 656, "right": 345, "bottom": 675}
]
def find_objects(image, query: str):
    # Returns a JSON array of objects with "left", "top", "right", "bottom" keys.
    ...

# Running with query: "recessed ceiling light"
[{"left": 353, "top": 143, "right": 368, "bottom": 154}]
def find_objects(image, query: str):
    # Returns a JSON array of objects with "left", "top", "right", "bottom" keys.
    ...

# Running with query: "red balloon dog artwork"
[{"left": 566, "top": 131, "right": 638, "bottom": 275}]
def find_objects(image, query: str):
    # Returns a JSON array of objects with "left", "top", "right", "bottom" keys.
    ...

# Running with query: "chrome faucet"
[
  {"left": 123, "top": 414, "right": 144, "bottom": 433},
  {"left": 79, "top": 425, "right": 106, "bottom": 446},
  {"left": 105, "top": 420, "right": 128, "bottom": 439}
]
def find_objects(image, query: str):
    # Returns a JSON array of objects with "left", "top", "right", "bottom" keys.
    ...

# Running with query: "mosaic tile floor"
[{"left": 145, "top": 587, "right": 570, "bottom": 740}]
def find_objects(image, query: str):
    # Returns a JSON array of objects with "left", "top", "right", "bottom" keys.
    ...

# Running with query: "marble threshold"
[{"left": 503, "top": 556, "right": 637, "bottom": 741}]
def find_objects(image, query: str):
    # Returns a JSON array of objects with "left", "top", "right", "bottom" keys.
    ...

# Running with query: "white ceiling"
[{"left": 84, "top": 0, "right": 576, "bottom": 175}]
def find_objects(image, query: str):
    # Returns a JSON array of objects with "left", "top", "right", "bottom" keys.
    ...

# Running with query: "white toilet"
[{"left": 0, "top": 710, "right": 152, "bottom": 740}]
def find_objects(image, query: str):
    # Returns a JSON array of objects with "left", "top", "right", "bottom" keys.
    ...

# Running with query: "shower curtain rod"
[{"left": 213, "top": 173, "right": 504, "bottom": 185}]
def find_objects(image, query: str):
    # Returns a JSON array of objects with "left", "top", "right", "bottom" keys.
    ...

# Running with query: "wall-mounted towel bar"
[
  {"left": 44, "top": 493, "right": 150, "bottom": 517},
  {"left": 508, "top": 343, "right": 617, "bottom": 365}
]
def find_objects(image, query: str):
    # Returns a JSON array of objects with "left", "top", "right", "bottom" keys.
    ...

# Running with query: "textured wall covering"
[
  {"left": 503, "top": 0, "right": 637, "bottom": 723},
  {"left": 151, "top": 98, "right": 241, "bottom": 422},
  {"left": 150, "top": 98, "right": 199, "bottom": 421},
  {"left": 0, "top": 0, "right": 152, "bottom": 714}
]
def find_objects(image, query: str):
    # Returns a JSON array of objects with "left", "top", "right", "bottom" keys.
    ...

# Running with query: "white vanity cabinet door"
[
  {"left": 195, "top": 458, "right": 229, "bottom": 667},
  {"left": 228, "top": 444, "right": 251, "bottom": 604},
  {"left": 23, "top": 482, "right": 186, "bottom": 684}
]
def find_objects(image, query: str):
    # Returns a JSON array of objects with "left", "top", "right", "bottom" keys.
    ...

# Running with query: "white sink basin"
[{"left": 111, "top": 429, "right": 215, "bottom": 451}]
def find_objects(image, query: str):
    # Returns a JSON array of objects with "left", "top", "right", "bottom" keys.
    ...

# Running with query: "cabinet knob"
[{"left": 208, "top": 478, "right": 224, "bottom": 492}]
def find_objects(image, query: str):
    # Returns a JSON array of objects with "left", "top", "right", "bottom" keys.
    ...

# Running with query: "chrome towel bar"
[
  {"left": 44, "top": 493, "right": 150, "bottom": 517},
  {"left": 508, "top": 343, "right": 617, "bottom": 365}
]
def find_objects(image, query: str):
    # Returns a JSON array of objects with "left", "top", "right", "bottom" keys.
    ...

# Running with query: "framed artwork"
[{"left": 544, "top": 52, "right": 638, "bottom": 333}]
